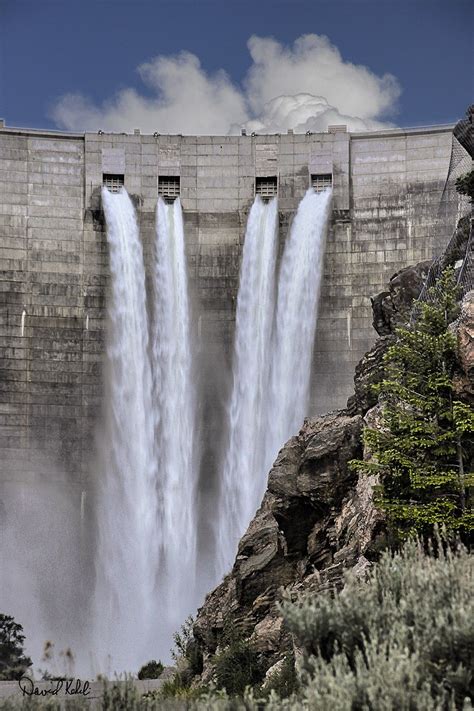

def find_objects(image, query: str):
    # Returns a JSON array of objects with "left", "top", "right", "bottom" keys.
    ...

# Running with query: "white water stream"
[
  {"left": 217, "top": 196, "right": 279, "bottom": 571},
  {"left": 217, "top": 188, "right": 332, "bottom": 575},
  {"left": 266, "top": 188, "right": 332, "bottom": 467},
  {"left": 94, "top": 188, "right": 158, "bottom": 673},
  {"left": 151, "top": 197, "right": 198, "bottom": 632},
  {"left": 94, "top": 191, "right": 198, "bottom": 673}
]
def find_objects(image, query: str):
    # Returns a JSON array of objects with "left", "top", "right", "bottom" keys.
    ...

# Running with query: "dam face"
[{"left": 0, "top": 123, "right": 462, "bottom": 491}]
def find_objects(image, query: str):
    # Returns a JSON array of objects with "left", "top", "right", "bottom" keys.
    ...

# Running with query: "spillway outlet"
[
  {"left": 158, "top": 176, "right": 181, "bottom": 203},
  {"left": 255, "top": 176, "right": 278, "bottom": 201},
  {"left": 103, "top": 174, "right": 125, "bottom": 193},
  {"left": 311, "top": 173, "right": 332, "bottom": 193}
]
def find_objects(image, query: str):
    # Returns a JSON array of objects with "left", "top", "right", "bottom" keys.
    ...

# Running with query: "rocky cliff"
[{"left": 185, "top": 263, "right": 474, "bottom": 688}]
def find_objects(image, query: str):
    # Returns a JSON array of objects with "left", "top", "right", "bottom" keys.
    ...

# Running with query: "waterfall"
[
  {"left": 94, "top": 188, "right": 158, "bottom": 673},
  {"left": 151, "top": 197, "right": 197, "bottom": 631},
  {"left": 217, "top": 196, "right": 279, "bottom": 572},
  {"left": 217, "top": 188, "right": 331, "bottom": 577},
  {"left": 266, "top": 187, "right": 332, "bottom": 464},
  {"left": 93, "top": 191, "right": 198, "bottom": 673}
]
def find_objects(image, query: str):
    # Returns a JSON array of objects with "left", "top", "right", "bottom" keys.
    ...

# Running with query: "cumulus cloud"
[
  {"left": 53, "top": 52, "right": 247, "bottom": 134},
  {"left": 51, "top": 34, "right": 401, "bottom": 134}
]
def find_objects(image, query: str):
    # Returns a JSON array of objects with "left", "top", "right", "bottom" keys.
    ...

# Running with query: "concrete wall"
[
  {"left": 0, "top": 131, "right": 88, "bottom": 499},
  {"left": 0, "top": 123, "right": 463, "bottom": 487},
  {"left": 316, "top": 127, "right": 460, "bottom": 408}
]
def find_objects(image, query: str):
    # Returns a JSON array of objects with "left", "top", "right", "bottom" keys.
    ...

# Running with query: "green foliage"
[
  {"left": 455, "top": 170, "right": 474, "bottom": 202},
  {"left": 0, "top": 614, "right": 32, "bottom": 681},
  {"left": 274, "top": 537, "right": 474, "bottom": 710},
  {"left": 2, "top": 537, "right": 473, "bottom": 711},
  {"left": 100, "top": 678, "right": 147, "bottom": 710},
  {"left": 213, "top": 627, "right": 264, "bottom": 697},
  {"left": 0, "top": 679, "right": 213, "bottom": 710},
  {"left": 170, "top": 614, "right": 202, "bottom": 677},
  {"left": 171, "top": 615, "right": 194, "bottom": 662},
  {"left": 151, "top": 675, "right": 207, "bottom": 701},
  {"left": 351, "top": 267, "right": 474, "bottom": 540},
  {"left": 137, "top": 659, "right": 163, "bottom": 680},
  {"left": 150, "top": 675, "right": 185, "bottom": 699},
  {"left": 137, "top": 616, "right": 205, "bottom": 703}
]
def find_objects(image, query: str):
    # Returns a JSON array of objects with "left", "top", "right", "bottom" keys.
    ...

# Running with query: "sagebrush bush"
[
  {"left": 2, "top": 540, "right": 472, "bottom": 711},
  {"left": 275, "top": 536, "right": 474, "bottom": 710}
]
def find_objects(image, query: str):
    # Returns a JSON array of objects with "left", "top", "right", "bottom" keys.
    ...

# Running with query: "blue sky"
[{"left": 0, "top": 0, "right": 472, "bottom": 133}]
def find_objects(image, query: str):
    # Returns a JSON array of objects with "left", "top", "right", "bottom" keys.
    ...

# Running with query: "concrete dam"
[{"left": 0, "top": 120, "right": 468, "bottom": 672}]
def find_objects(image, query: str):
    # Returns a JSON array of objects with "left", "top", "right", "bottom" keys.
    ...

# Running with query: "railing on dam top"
[
  {"left": 411, "top": 214, "right": 474, "bottom": 321},
  {"left": 412, "top": 114, "right": 473, "bottom": 317},
  {"left": 457, "top": 218, "right": 474, "bottom": 296}
]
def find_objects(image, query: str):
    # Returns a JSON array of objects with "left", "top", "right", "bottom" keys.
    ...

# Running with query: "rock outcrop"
[
  {"left": 192, "top": 411, "right": 384, "bottom": 682},
  {"left": 186, "top": 274, "right": 473, "bottom": 686},
  {"left": 452, "top": 289, "right": 474, "bottom": 403},
  {"left": 347, "top": 335, "right": 394, "bottom": 415},
  {"left": 456, "top": 290, "right": 474, "bottom": 377},
  {"left": 371, "top": 260, "right": 431, "bottom": 336}
]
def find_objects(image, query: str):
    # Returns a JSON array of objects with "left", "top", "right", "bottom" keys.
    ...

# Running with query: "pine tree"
[{"left": 352, "top": 267, "right": 474, "bottom": 540}]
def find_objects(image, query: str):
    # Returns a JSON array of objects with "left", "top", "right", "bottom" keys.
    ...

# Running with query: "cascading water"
[
  {"left": 266, "top": 187, "right": 332, "bottom": 466},
  {"left": 217, "top": 196, "right": 279, "bottom": 572},
  {"left": 151, "top": 197, "right": 198, "bottom": 633},
  {"left": 217, "top": 188, "right": 331, "bottom": 577},
  {"left": 94, "top": 187, "right": 158, "bottom": 673},
  {"left": 2, "top": 175, "right": 330, "bottom": 674}
]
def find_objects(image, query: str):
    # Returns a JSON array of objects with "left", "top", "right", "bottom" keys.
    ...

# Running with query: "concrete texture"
[{"left": 0, "top": 123, "right": 468, "bottom": 491}]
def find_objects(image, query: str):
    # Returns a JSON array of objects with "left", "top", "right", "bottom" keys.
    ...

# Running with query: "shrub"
[
  {"left": 214, "top": 636, "right": 263, "bottom": 696},
  {"left": 171, "top": 616, "right": 194, "bottom": 662},
  {"left": 153, "top": 674, "right": 207, "bottom": 701},
  {"left": 137, "top": 659, "right": 163, "bottom": 680},
  {"left": 278, "top": 536, "right": 474, "bottom": 710},
  {"left": 171, "top": 615, "right": 202, "bottom": 677},
  {"left": 0, "top": 614, "right": 32, "bottom": 681}
]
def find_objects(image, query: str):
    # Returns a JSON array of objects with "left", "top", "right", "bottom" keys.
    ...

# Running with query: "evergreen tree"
[
  {"left": 352, "top": 267, "right": 474, "bottom": 539},
  {"left": 0, "top": 614, "right": 32, "bottom": 680}
]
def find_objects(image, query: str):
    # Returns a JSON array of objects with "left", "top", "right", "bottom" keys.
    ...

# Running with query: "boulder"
[
  {"left": 261, "top": 658, "right": 287, "bottom": 690},
  {"left": 456, "top": 290, "right": 474, "bottom": 377},
  {"left": 371, "top": 261, "right": 431, "bottom": 336},
  {"left": 348, "top": 335, "right": 394, "bottom": 415},
  {"left": 250, "top": 615, "right": 284, "bottom": 653}
]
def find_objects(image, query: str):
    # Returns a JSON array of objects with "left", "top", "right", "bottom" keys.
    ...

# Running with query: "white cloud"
[
  {"left": 243, "top": 94, "right": 390, "bottom": 134},
  {"left": 51, "top": 34, "right": 401, "bottom": 134},
  {"left": 52, "top": 52, "right": 247, "bottom": 134}
]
